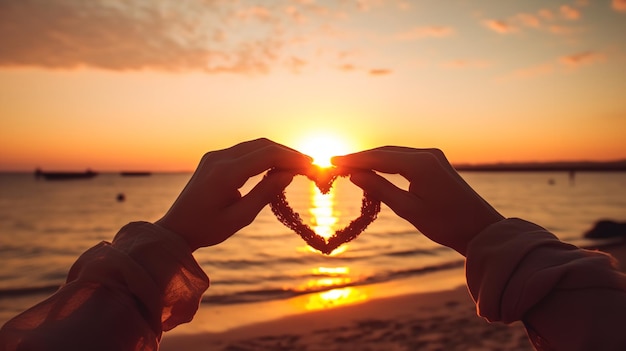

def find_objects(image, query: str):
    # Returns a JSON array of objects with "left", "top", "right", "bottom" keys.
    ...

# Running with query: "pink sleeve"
[
  {"left": 0, "top": 222, "right": 209, "bottom": 351},
  {"left": 466, "top": 218, "right": 626, "bottom": 351}
]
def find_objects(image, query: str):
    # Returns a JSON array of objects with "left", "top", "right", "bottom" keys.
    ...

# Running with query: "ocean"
[{"left": 1, "top": 171, "right": 625, "bottom": 327}]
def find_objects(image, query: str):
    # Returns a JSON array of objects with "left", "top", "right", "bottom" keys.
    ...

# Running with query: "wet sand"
[
  {"left": 160, "top": 243, "right": 626, "bottom": 351},
  {"left": 161, "top": 286, "right": 532, "bottom": 351}
]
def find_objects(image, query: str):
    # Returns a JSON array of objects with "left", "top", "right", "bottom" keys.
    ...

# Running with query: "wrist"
[{"left": 154, "top": 217, "right": 200, "bottom": 252}]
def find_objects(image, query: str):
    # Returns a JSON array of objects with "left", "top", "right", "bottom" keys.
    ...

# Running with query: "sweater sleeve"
[
  {"left": 0, "top": 222, "right": 209, "bottom": 351},
  {"left": 466, "top": 218, "right": 626, "bottom": 351}
]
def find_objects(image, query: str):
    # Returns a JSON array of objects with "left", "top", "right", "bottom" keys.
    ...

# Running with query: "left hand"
[{"left": 155, "top": 138, "right": 312, "bottom": 251}]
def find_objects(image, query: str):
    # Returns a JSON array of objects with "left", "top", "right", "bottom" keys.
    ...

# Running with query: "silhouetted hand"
[
  {"left": 332, "top": 147, "right": 504, "bottom": 256},
  {"left": 156, "top": 138, "right": 312, "bottom": 251}
]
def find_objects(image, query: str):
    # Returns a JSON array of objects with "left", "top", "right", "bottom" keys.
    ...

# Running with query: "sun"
[{"left": 296, "top": 133, "right": 351, "bottom": 168}]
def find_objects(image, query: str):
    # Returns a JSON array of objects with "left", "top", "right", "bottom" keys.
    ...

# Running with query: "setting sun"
[{"left": 295, "top": 133, "right": 352, "bottom": 168}]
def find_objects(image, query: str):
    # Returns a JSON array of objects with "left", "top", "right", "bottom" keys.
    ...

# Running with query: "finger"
[
  {"left": 204, "top": 138, "right": 310, "bottom": 164},
  {"left": 344, "top": 146, "right": 457, "bottom": 174},
  {"left": 226, "top": 138, "right": 307, "bottom": 159},
  {"left": 224, "top": 170, "right": 293, "bottom": 228},
  {"left": 235, "top": 143, "right": 312, "bottom": 177},
  {"left": 349, "top": 170, "right": 424, "bottom": 221},
  {"left": 210, "top": 143, "right": 311, "bottom": 189},
  {"left": 333, "top": 150, "right": 425, "bottom": 179}
]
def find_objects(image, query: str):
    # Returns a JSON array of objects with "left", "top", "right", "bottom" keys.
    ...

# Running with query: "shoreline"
[
  {"left": 160, "top": 242, "right": 626, "bottom": 351},
  {"left": 165, "top": 266, "right": 469, "bottom": 336},
  {"left": 161, "top": 285, "right": 532, "bottom": 351},
  {"left": 159, "top": 266, "right": 532, "bottom": 351}
]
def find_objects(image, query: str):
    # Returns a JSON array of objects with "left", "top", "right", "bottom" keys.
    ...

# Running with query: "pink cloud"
[
  {"left": 483, "top": 19, "right": 517, "bottom": 34},
  {"left": 369, "top": 68, "right": 392, "bottom": 76},
  {"left": 559, "top": 51, "right": 606, "bottom": 67},
  {"left": 501, "top": 50, "right": 607, "bottom": 81},
  {"left": 286, "top": 56, "right": 307, "bottom": 73},
  {"left": 394, "top": 26, "right": 455, "bottom": 40},
  {"left": 484, "top": 6, "right": 590, "bottom": 36},
  {"left": 613, "top": 0, "right": 626, "bottom": 12},
  {"left": 0, "top": 1, "right": 288, "bottom": 73},
  {"left": 284, "top": 6, "right": 306, "bottom": 23},
  {"left": 338, "top": 63, "right": 356, "bottom": 72},
  {"left": 538, "top": 9, "right": 555, "bottom": 20},
  {"left": 516, "top": 13, "right": 541, "bottom": 28},
  {"left": 560, "top": 5, "right": 581, "bottom": 20},
  {"left": 237, "top": 6, "right": 273, "bottom": 21},
  {"left": 0, "top": 0, "right": 378, "bottom": 74}
]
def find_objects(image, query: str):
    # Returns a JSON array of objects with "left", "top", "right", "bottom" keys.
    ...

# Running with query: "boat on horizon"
[
  {"left": 34, "top": 168, "right": 98, "bottom": 180},
  {"left": 120, "top": 171, "right": 152, "bottom": 177}
]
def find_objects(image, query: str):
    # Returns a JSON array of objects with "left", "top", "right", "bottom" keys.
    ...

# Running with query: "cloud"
[
  {"left": 613, "top": 0, "right": 626, "bottom": 12},
  {"left": 0, "top": 0, "right": 382, "bottom": 74},
  {"left": 501, "top": 50, "right": 606, "bottom": 81},
  {"left": 516, "top": 13, "right": 541, "bottom": 28},
  {"left": 560, "top": 5, "right": 581, "bottom": 20},
  {"left": 394, "top": 26, "right": 455, "bottom": 40},
  {"left": 337, "top": 63, "right": 357, "bottom": 72},
  {"left": 482, "top": 5, "right": 587, "bottom": 37},
  {"left": 236, "top": 6, "right": 273, "bottom": 22},
  {"left": 559, "top": 51, "right": 606, "bottom": 67},
  {"left": 482, "top": 20, "right": 517, "bottom": 34},
  {"left": 285, "top": 56, "right": 307, "bottom": 73},
  {"left": 0, "top": 0, "right": 288, "bottom": 73},
  {"left": 284, "top": 6, "right": 306, "bottom": 23},
  {"left": 369, "top": 68, "right": 392, "bottom": 76},
  {"left": 538, "top": 9, "right": 555, "bottom": 20}
]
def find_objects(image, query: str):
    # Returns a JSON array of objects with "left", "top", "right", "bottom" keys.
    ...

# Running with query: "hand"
[
  {"left": 332, "top": 147, "right": 504, "bottom": 256},
  {"left": 155, "top": 138, "right": 312, "bottom": 251}
]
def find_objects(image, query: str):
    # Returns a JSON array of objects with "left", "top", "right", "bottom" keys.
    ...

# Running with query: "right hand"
[{"left": 332, "top": 146, "right": 504, "bottom": 256}]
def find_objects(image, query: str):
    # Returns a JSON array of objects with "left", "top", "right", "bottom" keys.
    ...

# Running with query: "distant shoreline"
[
  {"left": 1, "top": 160, "right": 625, "bottom": 174},
  {"left": 453, "top": 160, "right": 626, "bottom": 172}
]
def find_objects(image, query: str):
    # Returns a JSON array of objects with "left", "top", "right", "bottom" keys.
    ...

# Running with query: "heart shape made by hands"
[{"left": 267, "top": 166, "right": 381, "bottom": 255}]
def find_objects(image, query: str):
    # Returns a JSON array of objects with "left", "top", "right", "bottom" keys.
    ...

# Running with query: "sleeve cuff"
[
  {"left": 67, "top": 222, "right": 210, "bottom": 333},
  {"left": 465, "top": 218, "right": 620, "bottom": 323}
]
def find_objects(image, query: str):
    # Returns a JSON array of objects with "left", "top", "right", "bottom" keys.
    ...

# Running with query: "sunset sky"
[{"left": 1, "top": 0, "right": 625, "bottom": 171}]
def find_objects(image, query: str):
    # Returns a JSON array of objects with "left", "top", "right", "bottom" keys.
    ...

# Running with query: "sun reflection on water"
[
  {"left": 303, "top": 181, "right": 350, "bottom": 255},
  {"left": 305, "top": 287, "right": 368, "bottom": 310},
  {"left": 309, "top": 182, "right": 337, "bottom": 240},
  {"left": 298, "top": 182, "right": 369, "bottom": 310}
]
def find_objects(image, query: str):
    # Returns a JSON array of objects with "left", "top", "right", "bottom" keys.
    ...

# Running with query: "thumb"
[
  {"left": 350, "top": 171, "right": 418, "bottom": 221},
  {"left": 232, "top": 171, "right": 294, "bottom": 225}
]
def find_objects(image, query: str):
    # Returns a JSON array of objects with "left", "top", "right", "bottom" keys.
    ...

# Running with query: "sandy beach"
[
  {"left": 161, "top": 286, "right": 532, "bottom": 351},
  {"left": 159, "top": 243, "right": 626, "bottom": 351}
]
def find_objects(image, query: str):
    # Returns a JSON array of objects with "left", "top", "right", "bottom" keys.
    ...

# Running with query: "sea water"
[{"left": 1, "top": 171, "right": 625, "bottom": 325}]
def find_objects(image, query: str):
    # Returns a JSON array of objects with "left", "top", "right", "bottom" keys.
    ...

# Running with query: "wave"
[
  {"left": 201, "top": 259, "right": 464, "bottom": 305},
  {"left": 202, "top": 245, "right": 451, "bottom": 270}
]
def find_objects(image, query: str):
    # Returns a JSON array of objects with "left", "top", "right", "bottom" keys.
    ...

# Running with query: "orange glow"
[
  {"left": 314, "top": 266, "right": 350, "bottom": 275},
  {"left": 304, "top": 287, "right": 368, "bottom": 310},
  {"left": 2, "top": 1, "right": 626, "bottom": 172},
  {"left": 295, "top": 266, "right": 352, "bottom": 292},
  {"left": 298, "top": 265, "right": 368, "bottom": 310},
  {"left": 295, "top": 133, "right": 351, "bottom": 167},
  {"left": 304, "top": 181, "right": 351, "bottom": 255},
  {"left": 296, "top": 277, "right": 353, "bottom": 290},
  {"left": 310, "top": 183, "right": 337, "bottom": 239}
]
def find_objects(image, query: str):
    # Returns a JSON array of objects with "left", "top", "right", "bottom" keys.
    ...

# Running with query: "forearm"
[
  {"left": 0, "top": 222, "right": 209, "bottom": 351},
  {"left": 465, "top": 218, "right": 626, "bottom": 350}
]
